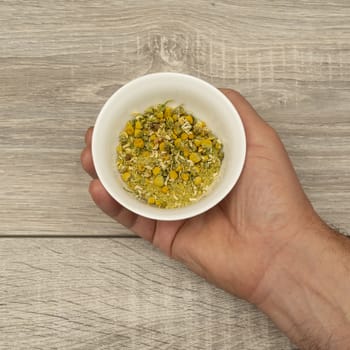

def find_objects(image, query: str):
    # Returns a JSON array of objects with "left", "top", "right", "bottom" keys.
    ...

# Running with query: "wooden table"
[{"left": 1, "top": 1, "right": 349, "bottom": 349}]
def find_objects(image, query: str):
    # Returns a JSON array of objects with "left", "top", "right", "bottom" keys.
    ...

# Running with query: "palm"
[{"left": 152, "top": 128, "right": 310, "bottom": 300}]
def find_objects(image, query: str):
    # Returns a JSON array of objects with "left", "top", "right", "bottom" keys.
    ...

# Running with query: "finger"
[
  {"left": 89, "top": 179, "right": 156, "bottom": 241},
  {"left": 219, "top": 88, "right": 266, "bottom": 126},
  {"left": 80, "top": 146, "right": 98, "bottom": 178},
  {"left": 151, "top": 219, "right": 187, "bottom": 257},
  {"left": 85, "top": 127, "right": 93, "bottom": 146},
  {"left": 219, "top": 88, "right": 275, "bottom": 144}
]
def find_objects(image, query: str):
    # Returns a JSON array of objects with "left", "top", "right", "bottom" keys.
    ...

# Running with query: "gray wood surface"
[
  {"left": 0, "top": 238, "right": 295, "bottom": 350},
  {"left": 1, "top": 0, "right": 349, "bottom": 237},
  {"left": 0, "top": 0, "right": 349, "bottom": 349}
]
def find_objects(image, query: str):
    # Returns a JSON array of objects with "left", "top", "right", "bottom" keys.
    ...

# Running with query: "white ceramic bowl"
[{"left": 92, "top": 73, "right": 246, "bottom": 221}]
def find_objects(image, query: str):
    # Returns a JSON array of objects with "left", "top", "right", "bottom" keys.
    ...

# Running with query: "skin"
[{"left": 81, "top": 89, "right": 350, "bottom": 349}]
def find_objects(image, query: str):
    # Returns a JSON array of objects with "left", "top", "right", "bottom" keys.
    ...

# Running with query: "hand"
[
  {"left": 81, "top": 89, "right": 321, "bottom": 304},
  {"left": 82, "top": 89, "right": 350, "bottom": 348}
]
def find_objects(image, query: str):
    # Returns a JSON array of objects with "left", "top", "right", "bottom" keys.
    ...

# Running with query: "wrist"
[{"left": 254, "top": 219, "right": 350, "bottom": 349}]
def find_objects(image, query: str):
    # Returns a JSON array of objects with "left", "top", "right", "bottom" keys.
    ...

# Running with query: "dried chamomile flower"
[{"left": 116, "top": 102, "right": 224, "bottom": 208}]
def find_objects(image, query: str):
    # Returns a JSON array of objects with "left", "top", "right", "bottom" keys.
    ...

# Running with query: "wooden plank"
[
  {"left": 0, "top": 1, "right": 349, "bottom": 235},
  {"left": 0, "top": 238, "right": 295, "bottom": 349},
  {"left": 0, "top": 148, "right": 129, "bottom": 236}
]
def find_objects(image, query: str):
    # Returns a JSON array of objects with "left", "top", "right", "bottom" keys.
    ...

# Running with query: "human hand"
[
  {"left": 81, "top": 89, "right": 321, "bottom": 304},
  {"left": 82, "top": 89, "right": 350, "bottom": 349}
]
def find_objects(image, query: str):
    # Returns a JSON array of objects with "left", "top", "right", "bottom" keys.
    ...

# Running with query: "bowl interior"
[{"left": 92, "top": 73, "right": 246, "bottom": 220}]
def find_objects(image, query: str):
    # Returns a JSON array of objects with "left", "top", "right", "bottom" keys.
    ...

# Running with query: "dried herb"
[{"left": 116, "top": 102, "right": 224, "bottom": 208}]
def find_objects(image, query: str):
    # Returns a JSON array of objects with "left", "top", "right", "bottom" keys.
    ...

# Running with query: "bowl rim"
[{"left": 92, "top": 72, "right": 246, "bottom": 221}]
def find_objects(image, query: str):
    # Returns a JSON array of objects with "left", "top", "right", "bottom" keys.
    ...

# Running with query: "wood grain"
[
  {"left": 0, "top": 1, "right": 350, "bottom": 235},
  {"left": 0, "top": 0, "right": 349, "bottom": 236},
  {"left": 0, "top": 1, "right": 349, "bottom": 348},
  {"left": 0, "top": 238, "right": 295, "bottom": 350}
]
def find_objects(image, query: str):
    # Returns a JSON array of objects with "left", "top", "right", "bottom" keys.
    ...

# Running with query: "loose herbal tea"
[{"left": 116, "top": 102, "right": 224, "bottom": 208}]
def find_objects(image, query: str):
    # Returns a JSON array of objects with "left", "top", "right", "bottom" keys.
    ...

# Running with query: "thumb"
[{"left": 219, "top": 88, "right": 273, "bottom": 144}]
